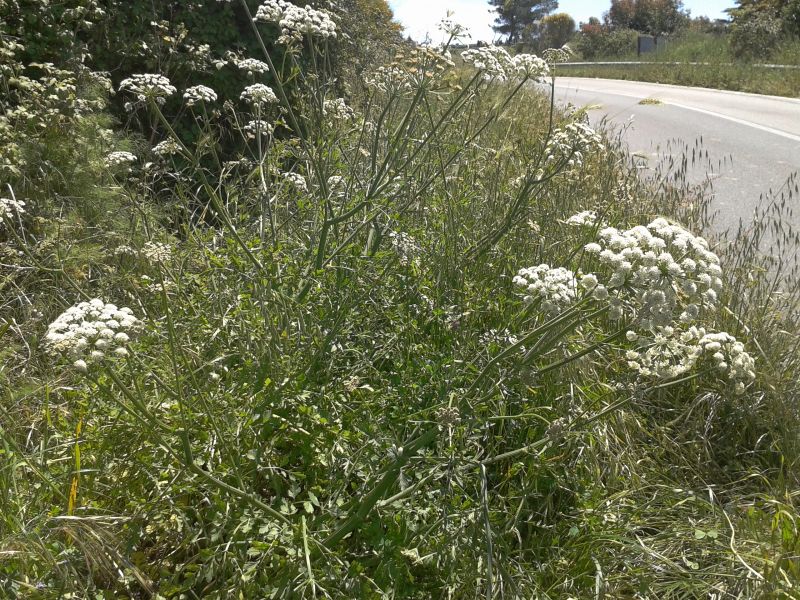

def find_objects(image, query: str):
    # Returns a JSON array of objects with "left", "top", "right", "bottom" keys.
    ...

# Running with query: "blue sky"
[{"left": 388, "top": 0, "right": 734, "bottom": 43}]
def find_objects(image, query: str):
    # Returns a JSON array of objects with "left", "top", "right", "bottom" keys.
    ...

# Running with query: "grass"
[
  {"left": 1, "top": 22, "right": 800, "bottom": 599},
  {"left": 565, "top": 31, "right": 800, "bottom": 97}
]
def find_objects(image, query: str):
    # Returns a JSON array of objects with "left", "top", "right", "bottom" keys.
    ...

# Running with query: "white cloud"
[{"left": 389, "top": 0, "right": 498, "bottom": 44}]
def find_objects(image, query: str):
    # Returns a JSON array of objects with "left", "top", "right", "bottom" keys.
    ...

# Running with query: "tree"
[
  {"left": 606, "top": 0, "right": 688, "bottom": 35},
  {"left": 540, "top": 12, "right": 575, "bottom": 49},
  {"left": 728, "top": 0, "right": 800, "bottom": 36},
  {"left": 490, "top": 0, "right": 558, "bottom": 44}
]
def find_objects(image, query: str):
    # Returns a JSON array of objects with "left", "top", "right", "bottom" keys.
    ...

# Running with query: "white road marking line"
[
  {"left": 667, "top": 102, "right": 800, "bottom": 143},
  {"left": 552, "top": 84, "right": 800, "bottom": 143}
]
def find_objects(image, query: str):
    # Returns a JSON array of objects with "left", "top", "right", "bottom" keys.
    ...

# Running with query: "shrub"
[
  {"left": 730, "top": 12, "right": 783, "bottom": 59},
  {"left": 574, "top": 26, "right": 638, "bottom": 59}
]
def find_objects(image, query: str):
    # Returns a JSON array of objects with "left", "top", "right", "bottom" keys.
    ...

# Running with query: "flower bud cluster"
[
  {"left": 183, "top": 85, "right": 217, "bottom": 107},
  {"left": 584, "top": 218, "right": 722, "bottom": 328},
  {"left": 323, "top": 98, "right": 355, "bottom": 121},
  {"left": 105, "top": 151, "right": 137, "bottom": 168},
  {"left": 254, "top": 0, "right": 337, "bottom": 40},
  {"left": 44, "top": 299, "right": 139, "bottom": 371},
  {"left": 240, "top": 83, "right": 279, "bottom": 107},
  {"left": 513, "top": 264, "right": 577, "bottom": 314},
  {"left": 364, "top": 65, "right": 413, "bottom": 94},
  {"left": 118, "top": 74, "right": 176, "bottom": 105}
]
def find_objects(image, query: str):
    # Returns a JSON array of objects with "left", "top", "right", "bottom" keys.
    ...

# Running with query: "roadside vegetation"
[
  {"left": 2, "top": 0, "right": 800, "bottom": 597},
  {"left": 562, "top": 0, "right": 800, "bottom": 97}
]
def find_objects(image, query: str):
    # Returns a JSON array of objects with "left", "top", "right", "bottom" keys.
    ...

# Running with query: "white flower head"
[
  {"left": 45, "top": 300, "right": 140, "bottom": 369},
  {"left": 241, "top": 83, "right": 279, "bottom": 106},
  {"left": 0, "top": 197, "right": 26, "bottom": 225},
  {"left": 254, "top": 0, "right": 337, "bottom": 40},
  {"left": 118, "top": 73, "right": 176, "bottom": 105},
  {"left": 235, "top": 57, "right": 270, "bottom": 75},
  {"left": 513, "top": 264, "right": 577, "bottom": 314},
  {"left": 183, "top": 85, "right": 217, "bottom": 107},
  {"left": 105, "top": 151, "right": 137, "bottom": 168}
]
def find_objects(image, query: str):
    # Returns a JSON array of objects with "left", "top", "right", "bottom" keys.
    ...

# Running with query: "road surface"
[{"left": 547, "top": 77, "right": 800, "bottom": 235}]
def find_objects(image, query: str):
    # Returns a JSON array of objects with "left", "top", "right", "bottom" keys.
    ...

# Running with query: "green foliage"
[
  {"left": 574, "top": 26, "right": 638, "bottom": 59},
  {"left": 2, "top": 3, "right": 800, "bottom": 599},
  {"left": 730, "top": 12, "right": 783, "bottom": 59},
  {"left": 606, "top": 0, "right": 689, "bottom": 35}
]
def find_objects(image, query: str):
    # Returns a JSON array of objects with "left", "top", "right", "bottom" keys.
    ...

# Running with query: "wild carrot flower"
[
  {"left": 566, "top": 210, "right": 598, "bottom": 227},
  {"left": 461, "top": 46, "right": 513, "bottom": 80},
  {"left": 153, "top": 138, "right": 181, "bottom": 157},
  {"left": 141, "top": 241, "right": 172, "bottom": 262},
  {"left": 322, "top": 98, "right": 354, "bottom": 121},
  {"left": 254, "top": 0, "right": 337, "bottom": 40},
  {"left": 244, "top": 119, "right": 274, "bottom": 138},
  {"left": 0, "top": 197, "right": 26, "bottom": 224},
  {"left": 44, "top": 299, "right": 140, "bottom": 369},
  {"left": 282, "top": 172, "right": 308, "bottom": 192},
  {"left": 513, "top": 264, "right": 577, "bottom": 314},
  {"left": 118, "top": 74, "right": 176, "bottom": 105},
  {"left": 183, "top": 85, "right": 217, "bottom": 107},
  {"left": 241, "top": 83, "right": 278, "bottom": 106},
  {"left": 388, "top": 230, "right": 420, "bottom": 266},
  {"left": 235, "top": 58, "right": 270, "bottom": 75},
  {"left": 105, "top": 151, "right": 137, "bottom": 168}
]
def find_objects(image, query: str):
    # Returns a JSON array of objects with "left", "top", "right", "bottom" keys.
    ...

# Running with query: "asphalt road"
[{"left": 547, "top": 77, "right": 800, "bottom": 235}]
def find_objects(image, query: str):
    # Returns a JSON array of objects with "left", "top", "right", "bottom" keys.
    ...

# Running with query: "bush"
[
  {"left": 574, "top": 26, "right": 638, "bottom": 59},
  {"left": 730, "top": 12, "right": 783, "bottom": 59}
]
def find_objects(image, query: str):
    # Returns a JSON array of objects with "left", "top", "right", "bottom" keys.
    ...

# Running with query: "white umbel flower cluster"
[
  {"left": 153, "top": 138, "right": 181, "bottom": 157},
  {"left": 566, "top": 210, "right": 598, "bottom": 227},
  {"left": 244, "top": 119, "right": 274, "bottom": 138},
  {"left": 0, "top": 197, "right": 26, "bottom": 224},
  {"left": 388, "top": 230, "right": 421, "bottom": 267},
  {"left": 461, "top": 46, "right": 511, "bottom": 79},
  {"left": 544, "top": 121, "right": 604, "bottom": 170},
  {"left": 141, "top": 241, "right": 172, "bottom": 262},
  {"left": 584, "top": 217, "right": 723, "bottom": 328},
  {"left": 105, "top": 151, "right": 137, "bottom": 167},
  {"left": 44, "top": 299, "right": 140, "bottom": 371},
  {"left": 322, "top": 98, "right": 355, "bottom": 121},
  {"left": 364, "top": 65, "right": 414, "bottom": 94},
  {"left": 698, "top": 331, "right": 756, "bottom": 391},
  {"left": 183, "top": 85, "right": 217, "bottom": 107},
  {"left": 511, "top": 53, "right": 549, "bottom": 80},
  {"left": 118, "top": 74, "right": 176, "bottom": 105},
  {"left": 254, "top": 0, "right": 337, "bottom": 40},
  {"left": 623, "top": 325, "right": 755, "bottom": 390},
  {"left": 282, "top": 172, "right": 308, "bottom": 193},
  {"left": 235, "top": 57, "right": 270, "bottom": 75},
  {"left": 241, "top": 83, "right": 279, "bottom": 106},
  {"left": 513, "top": 264, "right": 577, "bottom": 314},
  {"left": 460, "top": 46, "right": 548, "bottom": 82}
]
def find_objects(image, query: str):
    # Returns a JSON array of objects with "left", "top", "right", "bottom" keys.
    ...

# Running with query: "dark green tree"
[
  {"left": 490, "top": 0, "right": 558, "bottom": 43},
  {"left": 606, "top": 0, "right": 688, "bottom": 34}
]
